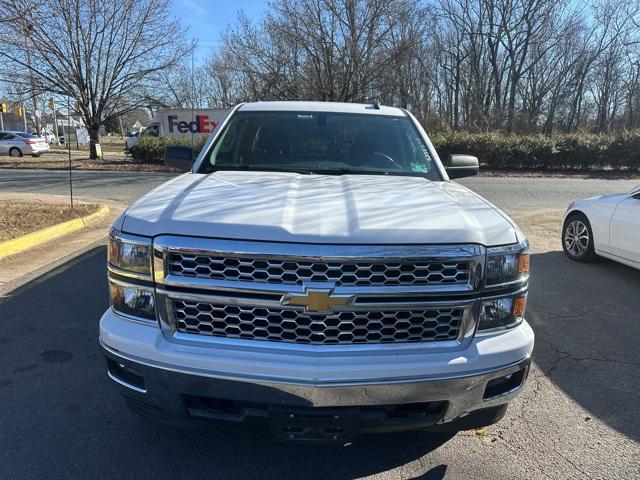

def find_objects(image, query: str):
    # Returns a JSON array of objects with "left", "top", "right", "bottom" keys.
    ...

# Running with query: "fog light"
[
  {"left": 107, "top": 358, "right": 146, "bottom": 392},
  {"left": 483, "top": 368, "right": 526, "bottom": 400}
]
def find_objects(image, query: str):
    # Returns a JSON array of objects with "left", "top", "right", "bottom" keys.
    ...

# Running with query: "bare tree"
[
  {"left": 165, "top": 0, "right": 640, "bottom": 134},
  {"left": 0, "top": 0, "right": 190, "bottom": 158},
  {"left": 0, "top": 0, "right": 38, "bottom": 24}
]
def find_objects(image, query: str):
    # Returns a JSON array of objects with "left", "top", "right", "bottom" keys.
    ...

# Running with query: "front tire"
[
  {"left": 562, "top": 212, "right": 597, "bottom": 262},
  {"left": 9, "top": 147, "right": 23, "bottom": 158}
]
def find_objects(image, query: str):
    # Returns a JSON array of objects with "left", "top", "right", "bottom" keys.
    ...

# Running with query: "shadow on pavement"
[
  {"left": 0, "top": 247, "right": 453, "bottom": 479},
  {"left": 2, "top": 246, "right": 637, "bottom": 478},
  {"left": 528, "top": 251, "right": 640, "bottom": 442}
]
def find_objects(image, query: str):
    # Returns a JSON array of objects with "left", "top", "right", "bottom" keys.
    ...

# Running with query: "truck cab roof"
[{"left": 238, "top": 101, "right": 406, "bottom": 117}]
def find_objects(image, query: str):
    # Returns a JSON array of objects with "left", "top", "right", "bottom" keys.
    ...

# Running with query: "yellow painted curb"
[{"left": 0, "top": 203, "right": 109, "bottom": 260}]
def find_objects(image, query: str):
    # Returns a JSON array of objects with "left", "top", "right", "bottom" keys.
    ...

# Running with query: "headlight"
[
  {"left": 109, "top": 280, "right": 156, "bottom": 322},
  {"left": 485, "top": 241, "right": 529, "bottom": 288},
  {"left": 108, "top": 229, "right": 152, "bottom": 276},
  {"left": 107, "top": 229, "right": 155, "bottom": 322},
  {"left": 478, "top": 294, "right": 527, "bottom": 331}
]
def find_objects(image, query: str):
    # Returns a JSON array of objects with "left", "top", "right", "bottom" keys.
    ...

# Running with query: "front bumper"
[{"left": 100, "top": 308, "right": 534, "bottom": 434}]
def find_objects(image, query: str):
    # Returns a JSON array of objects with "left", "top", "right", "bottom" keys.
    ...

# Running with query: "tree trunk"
[
  {"left": 506, "top": 74, "right": 518, "bottom": 133},
  {"left": 31, "top": 95, "right": 41, "bottom": 133},
  {"left": 88, "top": 126, "right": 100, "bottom": 160}
]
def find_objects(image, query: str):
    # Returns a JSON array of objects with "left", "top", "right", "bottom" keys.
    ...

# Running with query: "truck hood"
[{"left": 122, "top": 172, "right": 518, "bottom": 246}]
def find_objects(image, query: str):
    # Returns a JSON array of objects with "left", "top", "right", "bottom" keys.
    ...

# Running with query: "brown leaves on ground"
[
  {"left": 0, "top": 157, "right": 176, "bottom": 172},
  {"left": 0, "top": 201, "right": 98, "bottom": 242}
]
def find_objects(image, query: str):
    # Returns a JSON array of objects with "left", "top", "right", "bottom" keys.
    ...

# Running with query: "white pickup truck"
[{"left": 101, "top": 101, "right": 533, "bottom": 444}]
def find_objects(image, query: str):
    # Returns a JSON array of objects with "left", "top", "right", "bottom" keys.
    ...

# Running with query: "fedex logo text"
[{"left": 168, "top": 115, "right": 218, "bottom": 134}]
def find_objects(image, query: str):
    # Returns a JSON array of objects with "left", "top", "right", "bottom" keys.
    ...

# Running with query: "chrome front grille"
[
  {"left": 154, "top": 237, "right": 484, "bottom": 348},
  {"left": 173, "top": 300, "right": 463, "bottom": 345},
  {"left": 168, "top": 253, "right": 470, "bottom": 287}
]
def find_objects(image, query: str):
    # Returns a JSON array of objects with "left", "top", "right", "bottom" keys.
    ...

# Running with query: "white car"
[
  {"left": 0, "top": 131, "right": 50, "bottom": 157},
  {"left": 34, "top": 129, "right": 58, "bottom": 144},
  {"left": 562, "top": 185, "right": 640, "bottom": 269},
  {"left": 125, "top": 125, "right": 160, "bottom": 153}
]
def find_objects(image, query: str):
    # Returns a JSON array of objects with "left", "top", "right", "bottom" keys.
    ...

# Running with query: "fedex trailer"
[{"left": 125, "top": 108, "right": 229, "bottom": 153}]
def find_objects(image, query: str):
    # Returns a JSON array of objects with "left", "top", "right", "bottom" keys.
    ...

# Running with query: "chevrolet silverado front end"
[{"left": 100, "top": 101, "right": 534, "bottom": 444}]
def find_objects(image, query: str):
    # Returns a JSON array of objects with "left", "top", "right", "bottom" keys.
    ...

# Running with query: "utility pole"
[
  {"left": 22, "top": 103, "right": 27, "bottom": 131},
  {"left": 49, "top": 98, "right": 59, "bottom": 145},
  {"left": 22, "top": 17, "right": 41, "bottom": 134}
]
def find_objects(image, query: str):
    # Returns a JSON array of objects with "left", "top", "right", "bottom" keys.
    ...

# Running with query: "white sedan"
[
  {"left": 562, "top": 185, "right": 640, "bottom": 269},
  {"left": 0, "top": 131, "right": 50, "bottom": 157}
]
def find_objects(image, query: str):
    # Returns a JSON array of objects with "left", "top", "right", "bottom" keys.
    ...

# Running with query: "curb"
[{"left": 0, "top": 204, "right": 110, "bottom": 260}]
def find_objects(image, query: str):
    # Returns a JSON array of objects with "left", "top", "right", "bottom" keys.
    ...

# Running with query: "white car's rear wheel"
[{"left": 562, "top": 213, "right": 596, "bottom": 262}]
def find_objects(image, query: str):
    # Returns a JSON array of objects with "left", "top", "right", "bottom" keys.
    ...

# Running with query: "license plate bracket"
[{"left": 269, "top": 407, "right": 359, "bottom": 444}]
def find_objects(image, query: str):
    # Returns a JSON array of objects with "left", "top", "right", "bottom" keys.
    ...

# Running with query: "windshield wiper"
[
  {"left": 203, "top": 165, "right": 432, "bottom": 178},
  {"left": 311, "top": 168, "right": 390, "bottom": 176},
  {"left": 311, "top": 168, "right": 432, "bottom": 178},
  {"left": 205, "top": 165, "right": 316, "bottom": 175}
]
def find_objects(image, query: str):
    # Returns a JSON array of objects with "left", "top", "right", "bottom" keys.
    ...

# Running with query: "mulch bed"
[{"left": 0, "top": 201, "right": 98, "bottom": 242}]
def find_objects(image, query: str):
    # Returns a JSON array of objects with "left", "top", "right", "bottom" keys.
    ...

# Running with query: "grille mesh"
[
  {"left": 173, "top": 301, "right": 463, "bottom": 345},
  {"left": 168, "top": 254, "right": 470, "bottom": 287}
]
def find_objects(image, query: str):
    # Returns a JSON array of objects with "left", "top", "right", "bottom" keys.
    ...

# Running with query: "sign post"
[
  {"left": 0, "top": 101, "right": 6, "bottom": 130},
  {"left": 67, "top": 96, "right": 73, "bottom": 209}
]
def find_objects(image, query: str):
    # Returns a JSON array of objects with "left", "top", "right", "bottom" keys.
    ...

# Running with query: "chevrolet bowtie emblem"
[{"left": 282, "top": 288, "right": 355, "bottom": 313}]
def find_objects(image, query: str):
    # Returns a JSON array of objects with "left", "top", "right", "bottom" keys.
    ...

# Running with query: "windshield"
[
  {"left": 200, "top": 111, "right": 441, "bottom": 179},
  {"left": 15, "top": 132, "right": 37, "bottom": 139}
]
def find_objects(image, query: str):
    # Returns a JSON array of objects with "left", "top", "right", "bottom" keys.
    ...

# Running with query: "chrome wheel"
[
  {"left": 564, "top": 220, "right": 590, "bottom": 257},
  {"left": 9, "top": 148, "right": 22, "bottom": 158}
]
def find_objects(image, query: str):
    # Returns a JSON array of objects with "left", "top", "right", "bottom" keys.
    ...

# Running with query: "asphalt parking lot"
[{"left": 0, "top": 170, "right": 638, "bottom": 479}]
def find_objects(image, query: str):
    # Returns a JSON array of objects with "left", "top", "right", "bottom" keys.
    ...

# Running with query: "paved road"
[
  {"left": 0, "top": 169, "right": 638, "bottom": 210},
  {"left": 0, "top": 169, "right": 639, "bottom": 478},
  {"left": 0, "top": 169, "right": 174, "bottom": 204},
  {"left": 0, "top": 247, "right": 637, "bottom": 479}
]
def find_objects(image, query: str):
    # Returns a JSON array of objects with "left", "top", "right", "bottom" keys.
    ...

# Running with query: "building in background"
[{"left": 0, "top": 113, "right": 25, "bottom": 131}]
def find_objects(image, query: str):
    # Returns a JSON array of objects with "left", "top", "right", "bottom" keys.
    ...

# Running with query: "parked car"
[
  {"left": 562, "top": 186, "right": 640, "bottom": 269},
  {"left": 124, "top": 131, "right": 141, "bottom": 153},
  {"left": 0, "top": 131, "right": 50, "bottom": 157},
  {"left": 39, "top": 129, "right": 58, "bottom": 144},
  {"left": 101, "top": 101, "right": 533, "bottom": 443},
  {"left": 30, "top": 130, "right": 57, "bottom": 144}
]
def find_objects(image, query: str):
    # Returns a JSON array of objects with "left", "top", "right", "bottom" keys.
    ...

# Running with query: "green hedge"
[
  {"left": 431, "top": 131, "right": 640, "bottom": 171},
  {"left": 131, "top": 131, "right": 640, "bottom": 171},
  {"left": 130, "top": 135, "right": 207, "bottom": 164}
]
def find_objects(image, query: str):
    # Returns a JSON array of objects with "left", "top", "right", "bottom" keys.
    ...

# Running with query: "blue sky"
[{"left": 170, "top": 0, "right": 268, "bottom": 62}]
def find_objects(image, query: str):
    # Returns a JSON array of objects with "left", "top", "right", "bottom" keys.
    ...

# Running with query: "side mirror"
[
  {"left": 445, "top": 154, "right": 479, "bottom": 179},
  {"left": 164, "top": 145, "right": 195, "bottom": 172}
]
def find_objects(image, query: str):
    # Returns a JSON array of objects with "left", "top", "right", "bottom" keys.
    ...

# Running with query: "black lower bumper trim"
[{"left": 103, "top": 345, "right": 520, "bottom": 441}]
